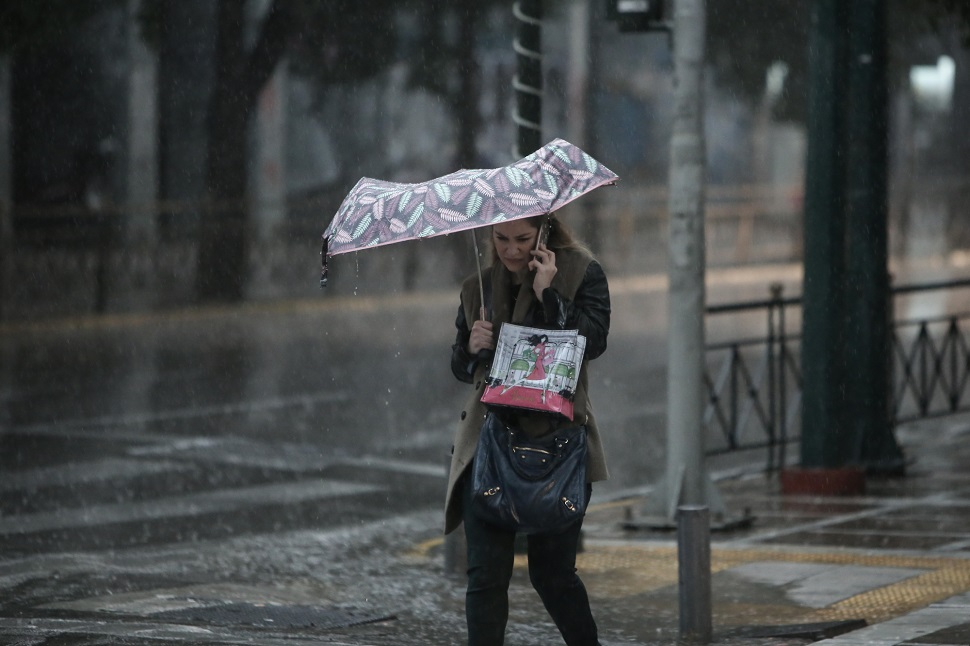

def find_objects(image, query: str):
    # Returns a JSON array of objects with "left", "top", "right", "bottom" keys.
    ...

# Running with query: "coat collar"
[
  {"left": 466, "top": 247, "right": 592, "bottom": 330},
  {"left": 490, "top": 261, "right": 537, "bottom": 326}
]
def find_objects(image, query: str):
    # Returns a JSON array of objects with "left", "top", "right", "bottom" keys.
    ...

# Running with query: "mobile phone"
[{"left": 535, "top": 219, "right": 550, "bottom": 250}]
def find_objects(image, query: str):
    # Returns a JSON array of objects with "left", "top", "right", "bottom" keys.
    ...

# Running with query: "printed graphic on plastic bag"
[{"left": 481, "top": 323, "right": 587, "bottom": 420}]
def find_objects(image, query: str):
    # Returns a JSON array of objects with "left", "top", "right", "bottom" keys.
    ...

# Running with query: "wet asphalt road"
[
  {"left": 1, "top": 269, "right": 712, "bottom": 551},
  {"left": 0, "top": 264, "right": 819, "bottom": 644}
]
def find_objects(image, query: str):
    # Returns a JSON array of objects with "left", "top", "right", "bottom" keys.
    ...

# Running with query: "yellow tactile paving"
[{"left": 558, "top": 544, "right": 970, "bottom": 626}]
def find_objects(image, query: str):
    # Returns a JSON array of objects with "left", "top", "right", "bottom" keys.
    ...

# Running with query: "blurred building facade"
[{"left": 0, "top": 0, "right": 967, "bottom": 321}]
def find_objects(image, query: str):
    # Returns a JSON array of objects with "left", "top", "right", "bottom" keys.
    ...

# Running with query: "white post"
[
  {"left": 247, "top": 0, "right": 287, "bottom": 298},
  {"left": 251, "top": 66, "right": 287, "bottom": 294},
  {"left": 255, "top": 70, "right": 286, "bottom": 232},
  {"left": 631, "top": 0, "right": 729, "bottom": 528},
  {"left": 126, "top": 0, "right": 159, "bottom": 247}
]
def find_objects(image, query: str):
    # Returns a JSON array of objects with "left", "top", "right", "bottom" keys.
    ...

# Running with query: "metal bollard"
[{"left": 678, "top": 505, "right": 712, "bottom": 643}]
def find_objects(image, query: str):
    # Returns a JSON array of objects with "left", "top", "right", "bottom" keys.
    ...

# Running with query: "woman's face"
[{"left": 492, "top": 219, "right": 539, "bottom": 273}]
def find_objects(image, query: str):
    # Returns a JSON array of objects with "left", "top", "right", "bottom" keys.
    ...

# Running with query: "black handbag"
[{"left": 469, "top": 411, "right": 588, "bottom": 535}]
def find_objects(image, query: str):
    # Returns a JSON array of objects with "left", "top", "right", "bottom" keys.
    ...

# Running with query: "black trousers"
[{"left": 462, "top": 476, "right": 599, "bottom": 646}]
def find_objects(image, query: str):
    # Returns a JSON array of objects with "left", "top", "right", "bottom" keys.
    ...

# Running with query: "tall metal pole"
[
  {"left": 844, "top": 0, "right": 904, "bottom": 474},
  {"left": 566, "top": 0, "right": 604, "bottom": 254},
  {"left": 513, "top": 0, "right": 542, "bottom": 157},
  {"left": 631, "top": 0, "right": 730, "bottom": 527},
  {"left": 799, "top": 0, "right": 849, "bottom": 470},
  {"left": 565, "top": 0, "right": 589, "bottom": 149},
  {"left": 665, "top": 0, "right": 708, "bottom": 515}
]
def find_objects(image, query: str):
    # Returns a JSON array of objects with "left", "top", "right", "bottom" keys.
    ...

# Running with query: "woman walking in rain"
[{"left": 444, "top": 212, "right": 611, "bottom": 646}]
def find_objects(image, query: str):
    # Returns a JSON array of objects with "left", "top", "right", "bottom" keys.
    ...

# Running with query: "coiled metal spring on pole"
[{"left": 512, "top": 0, "right": 542, "bottom": 158}]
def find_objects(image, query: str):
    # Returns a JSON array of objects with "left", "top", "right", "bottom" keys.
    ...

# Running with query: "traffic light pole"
[{"left": 627, "top": 0, "right": 743, "bottom": 529}]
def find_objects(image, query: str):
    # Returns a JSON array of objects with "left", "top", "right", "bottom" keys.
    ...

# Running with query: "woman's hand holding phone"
[{"left": 530, "top": 242, "right": 557, "bottom": 299}]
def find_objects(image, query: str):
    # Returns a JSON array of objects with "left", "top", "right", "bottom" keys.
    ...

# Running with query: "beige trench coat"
[{"left": 443, "top": 248, "right": 610, "bottom": 535}]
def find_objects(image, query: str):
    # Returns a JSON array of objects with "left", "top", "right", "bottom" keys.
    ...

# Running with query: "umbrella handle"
[
  {"left": 320, "top": 237, "right": 329, "bottom": 288},
  {"left": 471, "top": 230, "right": 492, "bottom": 363},
  {"left": 477, "top": 306, "right": 492, "bottom": 363}
]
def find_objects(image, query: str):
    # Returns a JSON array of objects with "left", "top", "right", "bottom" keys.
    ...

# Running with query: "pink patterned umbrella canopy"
[{"left": 320, "top": 139, "right": 617, "bottom": 285}]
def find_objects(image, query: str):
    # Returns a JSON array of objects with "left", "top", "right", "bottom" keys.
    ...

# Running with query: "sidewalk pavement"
[
  {"left": 335, "top": 413, "right": 970, "bottom": 646},
  {"left": 5, "top": 416, "right": 969, "bottom": 646},
  {"left": 7, "top": 417, "right": 970, "bottom": 646}
]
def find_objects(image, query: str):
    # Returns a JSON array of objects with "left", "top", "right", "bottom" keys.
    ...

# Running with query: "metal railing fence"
[
  {"left": 890, "top": 278, "right": 970, "bottom": 424},
  {"left": 703, "top": 277, "right": 970, "bottom": 472},
  {"left": 703, "top": 285, "right": 802, "bottom": 471}
]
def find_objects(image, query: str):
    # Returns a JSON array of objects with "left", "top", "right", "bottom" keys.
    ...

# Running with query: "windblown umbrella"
[{"left": 320, "top": 138, "right": 618, "bottom": 287}]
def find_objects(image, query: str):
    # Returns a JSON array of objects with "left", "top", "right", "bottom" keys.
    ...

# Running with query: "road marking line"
[
  {"left": 337, "top": 457, "right": 446, "bottom": 479},
  {"left": 0, "top": 480, "right": 383, "bottom": 536},
  {"left": 12, "top": 391, "right": 350, "bottom": 437},
  {"left": 0, "top": 458, "right": 192, "bottom": 492}
]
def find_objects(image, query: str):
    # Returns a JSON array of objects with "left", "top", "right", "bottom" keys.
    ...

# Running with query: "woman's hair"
[{"left": 488, "top": 212, "right": 591, "bottom": 262}]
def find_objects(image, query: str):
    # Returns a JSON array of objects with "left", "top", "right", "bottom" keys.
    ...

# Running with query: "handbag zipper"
[{"left": 513, "top": 446, "right": 553, "bottom": 457}]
